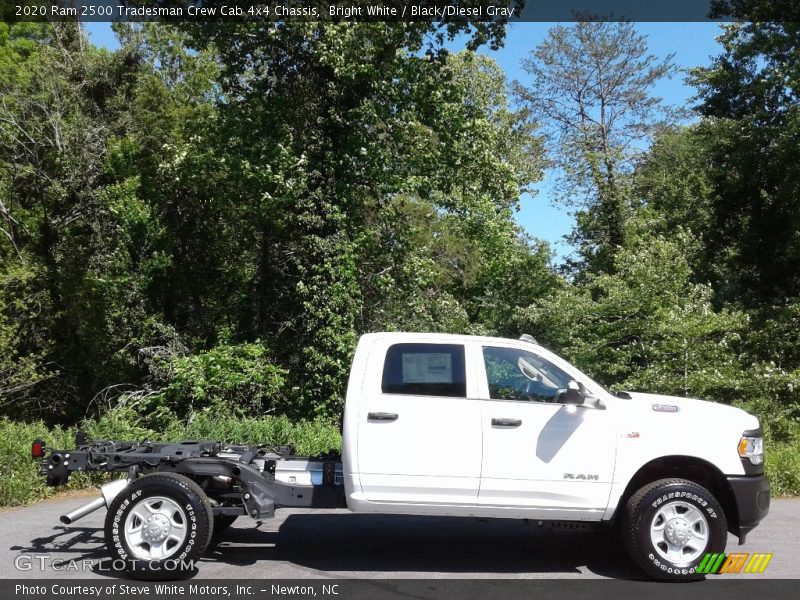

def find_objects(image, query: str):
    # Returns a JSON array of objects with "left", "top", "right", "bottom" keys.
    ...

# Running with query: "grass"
[
  {"left": 0, "top": 419, "right": 96, "bottom": 506},
  {"left": 764, "top": 439, "right": 800, "bottom": 497}
]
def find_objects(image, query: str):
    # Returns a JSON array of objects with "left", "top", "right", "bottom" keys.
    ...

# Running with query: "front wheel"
[
  {"left": 104, "top": 473, "right": 213, "bottom": 579},
  {"left": 622, "top": 478, "right": 727, "bottom": 581}
]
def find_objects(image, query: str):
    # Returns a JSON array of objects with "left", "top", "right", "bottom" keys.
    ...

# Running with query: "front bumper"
[{"left": 726, "top": 474, "right": 770, "bottom": 544}]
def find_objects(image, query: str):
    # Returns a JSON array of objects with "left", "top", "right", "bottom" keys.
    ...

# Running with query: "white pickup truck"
[{"left": 34, "top": 332, "right": 770, "bottom": 580}]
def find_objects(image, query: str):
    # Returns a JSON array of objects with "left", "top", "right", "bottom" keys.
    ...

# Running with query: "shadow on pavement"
[
  {"left": 10, "top": 513, "right": 644, "bottom": 579},
  {"left": 207, "top": 513, "right": 644, "bottom": 579},
  {"left": 10, "top": 524, "right": 106, "bottom": 558}
]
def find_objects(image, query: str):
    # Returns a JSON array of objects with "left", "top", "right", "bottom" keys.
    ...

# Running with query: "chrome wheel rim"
[
  {"left": 123, "top": 495, "right": 188, "bottom": 561},
  {"left": 649, "top": 500, "right": 709, "bottom": 566}
]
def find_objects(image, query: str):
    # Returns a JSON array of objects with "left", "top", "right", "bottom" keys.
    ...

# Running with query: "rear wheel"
[
  {"left": 104, "top": 473, "right": 213, "bottom": 579},
  {"left": 622, "top": 478, "right": 727, "bottom": 581}
]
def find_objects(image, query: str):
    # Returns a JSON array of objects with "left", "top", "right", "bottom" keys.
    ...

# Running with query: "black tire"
[
  {"left": 212, "top": 515, "right": 238, "bottom": 534},
  {"left": 622, "top": 478, "right": 727, "bottom": 581},
  {"left": 104, "top": 472, "right": 213, "bottom": 579}
]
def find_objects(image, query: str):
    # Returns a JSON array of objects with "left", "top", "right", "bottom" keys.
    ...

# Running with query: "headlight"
[{"left": 738, "top": 435, "right": 764, "bottom": 465}]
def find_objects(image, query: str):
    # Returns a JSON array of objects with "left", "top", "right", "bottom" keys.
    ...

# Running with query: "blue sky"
[{"left": 84, "top": 21, "right": 725, "bottom": 261}]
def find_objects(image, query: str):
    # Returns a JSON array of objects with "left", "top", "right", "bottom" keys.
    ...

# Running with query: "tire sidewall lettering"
[
  {"left": 633, "top": 481, "right": 726, "bottom": 580},
  {"left": 104, "top": 476, "right": 209, "bottom": 576},
  {"left": 650, "top": 491, "right": 714, "bottom": 518},
  {"left": 646, "top": 494, "right": 710, "bottom": 571}
]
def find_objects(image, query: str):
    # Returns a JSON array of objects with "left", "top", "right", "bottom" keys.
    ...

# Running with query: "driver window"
[{"left": 482, "top": 346, "right": 573, "bottom": 403}]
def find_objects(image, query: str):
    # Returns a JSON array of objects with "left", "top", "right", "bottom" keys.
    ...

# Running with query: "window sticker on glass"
[{"left": 402, "top": 353, "right": 453, "bottom": 383}]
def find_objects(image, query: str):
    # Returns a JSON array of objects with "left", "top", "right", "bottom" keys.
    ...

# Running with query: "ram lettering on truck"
[{"left": 31, "top": 332, "right": 769, "bottom": 581}]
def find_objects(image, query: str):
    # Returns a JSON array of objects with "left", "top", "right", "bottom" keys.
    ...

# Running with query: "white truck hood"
[
  {"left": 610, "top": 391, "right": 760, "bottom": 478},
  {"left": 621, "top": 391, "right": 760, "bottom": 432}
]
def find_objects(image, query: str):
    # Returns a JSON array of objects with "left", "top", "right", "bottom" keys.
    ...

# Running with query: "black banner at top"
[{"left": 3, "top": 0, "right": 800, "bottom": 23}]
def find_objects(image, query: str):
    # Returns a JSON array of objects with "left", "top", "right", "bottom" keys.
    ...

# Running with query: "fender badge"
[
  {"left": 652, "top": 404, "right": 679, "bottom": 413},
  {"left": 623, "top": 431, "right": 640, "bottom": 438},
  {"left": 563, "top": 473, "right": 599, "bottom": 481}
]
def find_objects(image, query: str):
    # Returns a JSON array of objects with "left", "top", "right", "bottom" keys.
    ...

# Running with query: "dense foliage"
[
  {"left": 0, "top": 22, "right": 554, "bottom": 423},
  {"left": 0, "top": 21, "right": 798, "bottom": 495}
]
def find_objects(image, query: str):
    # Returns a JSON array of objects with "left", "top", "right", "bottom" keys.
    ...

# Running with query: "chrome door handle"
[
  {"left": 491, "top": 418, "right": 522, "bottom": 427},
  {"left": 368, "top": 412, "right": 398, "bottom": 422}
]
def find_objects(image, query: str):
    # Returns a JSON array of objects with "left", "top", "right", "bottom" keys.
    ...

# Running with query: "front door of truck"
[
  {"left": 356, "top": 339, "right": 482, "bottom": 505},
  {"left": 477, "top": 343, "right": 616, "bottom": 519}
]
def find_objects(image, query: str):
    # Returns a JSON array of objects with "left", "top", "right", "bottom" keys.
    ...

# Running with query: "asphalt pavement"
[{"left": 1, "top": 495, "right": 797, "bottom": 580}]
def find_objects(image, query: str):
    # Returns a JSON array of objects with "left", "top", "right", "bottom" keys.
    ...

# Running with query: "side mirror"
[{"left": 562, "top": 380, "right": 585, "bottom": 405}]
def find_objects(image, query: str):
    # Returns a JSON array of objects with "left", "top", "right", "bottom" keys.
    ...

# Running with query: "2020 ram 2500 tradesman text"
[{"left": 32, "top": 332, "right": 770, "bottom": 580}]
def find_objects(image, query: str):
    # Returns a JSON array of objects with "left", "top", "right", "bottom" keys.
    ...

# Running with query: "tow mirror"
[{"left": 563, "top": 380, "right": 585, "bottom": 405}]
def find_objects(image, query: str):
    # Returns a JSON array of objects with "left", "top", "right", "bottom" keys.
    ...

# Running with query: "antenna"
[{"left": 519, "top": 334, "right": 538, "bottom": 345}]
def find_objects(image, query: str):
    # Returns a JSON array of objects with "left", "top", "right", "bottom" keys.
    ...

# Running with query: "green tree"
[
  {"left": 0, "top": 23, "right": 126, "bottom": 419},
  {"left": 171, "top": 23, "right": 538, "bottom": 416},
  {"left": 690, "top": 22, "right": 800, "bottom": 305},
  {"left": 629, "top": 126, "right": 717, "bottom": 284},
  {"left": 1, "top": 21, "right": 555, "bottom": 423},
  {"left": 516, "top": 229, "right": 745, "bottom": 399},
  {"left": 514, "top": 21, "right": 678, "bottom": 273},
  {"left": 0, "top": 23, "right": 228, "bottom": 421},
  {"left": 357, "top": 52, "right": 555, "bottom": 338}
]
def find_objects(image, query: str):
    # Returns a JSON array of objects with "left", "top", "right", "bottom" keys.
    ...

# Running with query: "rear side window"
[{"left": 381, "top": 343, "right": 466, "bottom": 397}]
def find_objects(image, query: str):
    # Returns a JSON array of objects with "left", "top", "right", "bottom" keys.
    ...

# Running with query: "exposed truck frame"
[{"left": 40, "top": 439, "right": 346, "bottom": 523}]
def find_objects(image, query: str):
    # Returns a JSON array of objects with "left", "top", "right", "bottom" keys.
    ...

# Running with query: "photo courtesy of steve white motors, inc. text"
[{"left": 14, "top": 583, "right": 339, "bottom": 597}]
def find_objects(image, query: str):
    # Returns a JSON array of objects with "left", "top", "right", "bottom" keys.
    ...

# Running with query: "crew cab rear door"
[{"left": 355, "top": 337, "right": 482, "bottom": 505}]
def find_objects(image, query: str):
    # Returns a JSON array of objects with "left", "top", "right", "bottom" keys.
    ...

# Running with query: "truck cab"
[{"left": 342, "top": 332, "right": 770, "bottom": 578}]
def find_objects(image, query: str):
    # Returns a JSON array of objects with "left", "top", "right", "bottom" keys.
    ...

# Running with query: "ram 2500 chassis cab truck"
[{"left": 32, "top": 332, "right": 769, "bottom": 580}]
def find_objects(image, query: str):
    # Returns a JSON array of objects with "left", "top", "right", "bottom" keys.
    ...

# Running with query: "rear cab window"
[{"left": 381, "top": 343, "right": 466, "bottom": 397}]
